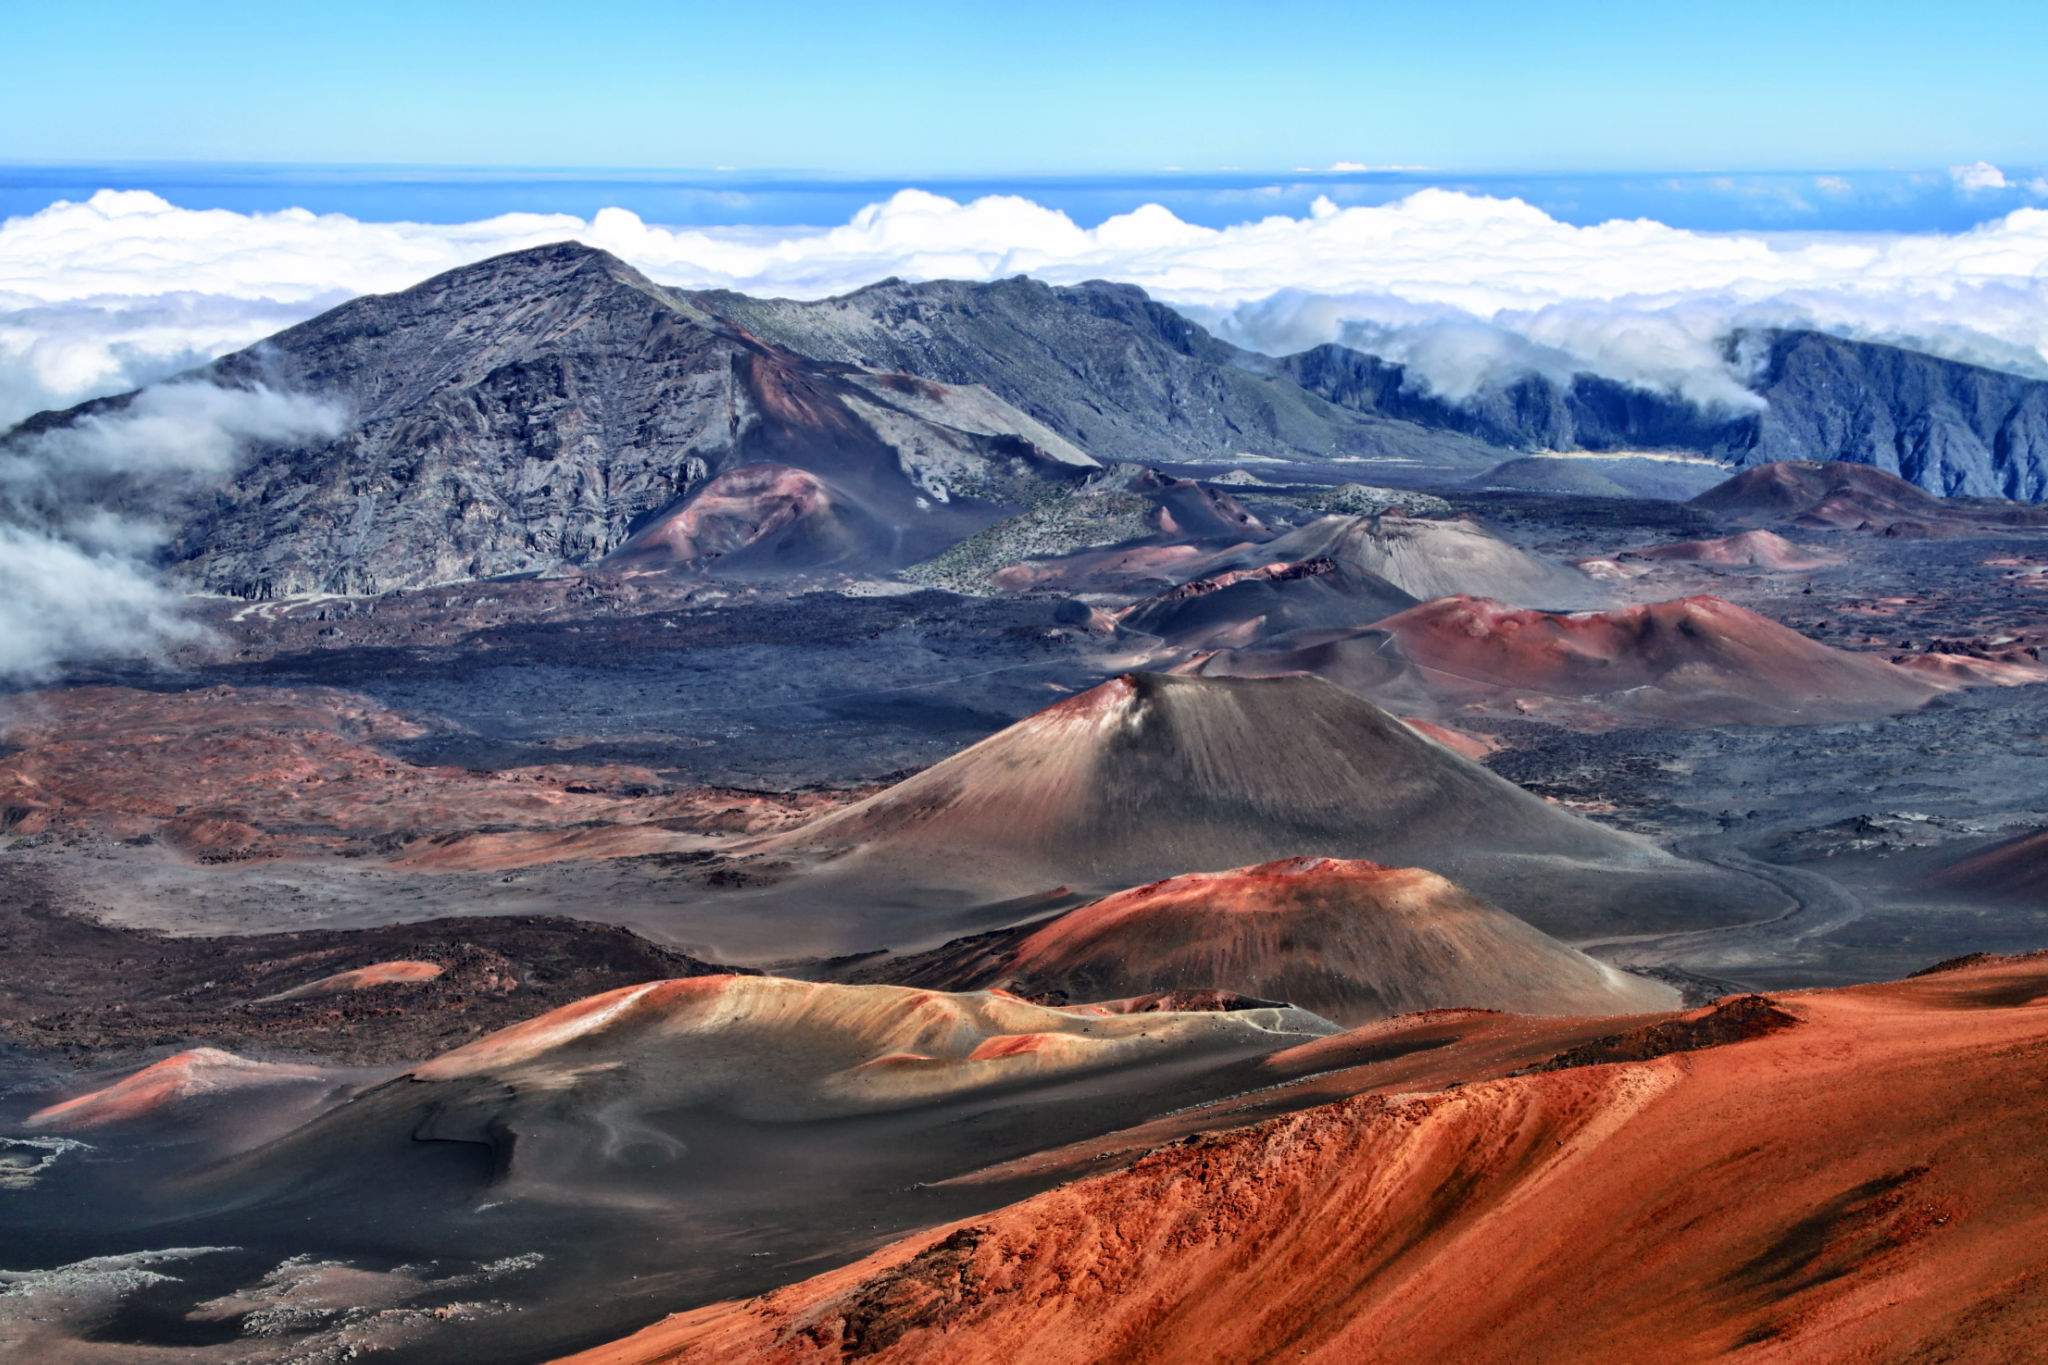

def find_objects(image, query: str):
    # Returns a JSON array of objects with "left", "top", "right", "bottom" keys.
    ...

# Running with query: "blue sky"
[{"left": 7, "top": 0, "right": 2044, "bottom": 174}]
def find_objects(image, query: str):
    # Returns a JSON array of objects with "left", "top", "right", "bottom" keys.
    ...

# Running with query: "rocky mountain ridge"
[
  {"left": 10, "top": 241, "right": 2048, "bottom": 599},
  {"left": 7, "top": 245, "right": 1104, "bottom": 597},
  {"left": 1286, "top": 329, "right": 2048, "bottom": 500}
]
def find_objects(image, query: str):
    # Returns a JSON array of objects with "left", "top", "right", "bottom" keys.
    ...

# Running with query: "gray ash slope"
[
  {"left": 757, "top": 671, "right": 1764, "bottom": 944},
  {"left": 7, "top": 244, "right": 1103, "bottom": 597},
  {"left": 696, "top": 275, "right": 1504, "bottom": 473}
]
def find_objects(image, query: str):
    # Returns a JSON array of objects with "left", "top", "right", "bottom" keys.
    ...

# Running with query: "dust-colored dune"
[
  {"left": 1928, "top": 826, "right": 2048, "bottom": 899},
  {"left": 558, "top": 953, "right": 2048, "bottom": 1365},
  {"left": 1622, "top": 528, "right": 1846, "bottom": 570},
  {"left": 1891, "top": 645, "right": 2048, "bottom": 689},
  {"left": 975, "top": 857, "right": 1675, "bottom": 1025},
  {"left": 1372, "top": 593, "right": 1943, "bottom": 725},
  {"left": 215, "top": 976, "right": 1334, "bottom": 1204},
  {"left": 25, "top": 1048, "right": 329, "bottom": 1131},
  {"left": 1115, "top": 559, "right": 1416, "bottom": 649},
  {"left": 403, "top": 974, "right": 1331, "bottom": 1122},
  {"left": 758, "top": 672, "right": 1676, "bottom": 927},
  {"left": 1212, "top": 514, "right": 1596, "bottom": 607},
  {"left": 1693, "top": 460, "right": 1945, "bottom": 527},
  {"left": 1693, "top": 460, "right": 2048, "bottom": 533}
]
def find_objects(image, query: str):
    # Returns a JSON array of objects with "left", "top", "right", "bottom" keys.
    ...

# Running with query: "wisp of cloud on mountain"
[{"left": 0, "top": 381, "right": 344, "bottom": 679}]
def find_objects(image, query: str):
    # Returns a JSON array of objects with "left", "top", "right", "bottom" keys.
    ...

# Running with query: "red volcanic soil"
[
  {"left": 1693, "top": 460, "right": 2048, "bottom": 533},
  {"left": 1893, "top": 648, "right": 2048, "bottom": 688},
  {"left": 1622, "top": 528, "right": 1846, "bottom": 570},
  {"left": 1928, "top": 827, "right": 2048, "bottom": 900},
  {"left": 609, "top": 464, "right": 839, "bottom": 566},
  {"left": 0, "top": 685, "right": 859, "bottom": 866},
  {"left": 606, "top": 463, "right": 898, "bottom": 573},
  {"left": 985, "top": 857, "right": 1674, "bottom": 1025},
  {"left": 559, "top": 953, "right": 2048, "bottom": 1365},
  {"left": 260, "top": 960, "right": 445, "bottom": 1001},
  {"left": 26, "top": 1047, "right": 327, "bottom": 1131},
  {"left": 1400, "top": 717, "right": 1499, "bottom": 760},
  {"left": 1373, "top": 593, "right": 1944, "bottom": 725},
  {"left": 1694, "top": 460, "right": 1941, "bottom": 528}
]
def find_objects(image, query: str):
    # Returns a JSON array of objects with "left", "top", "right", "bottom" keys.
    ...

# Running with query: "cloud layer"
[
  {"left": 0, "top": 381, "right": 344, "bottom": 679},
  {"left": 11, "top": 185, "right": 2048, "bottom": 431}
]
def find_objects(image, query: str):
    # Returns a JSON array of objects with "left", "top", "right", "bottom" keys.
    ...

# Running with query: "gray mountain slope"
[
  {"left": 5, "top": 244, "right": 1102, "bottom": 596},
  {"left": 695, "top": 276, "right": 1504, "bottom": 471}
]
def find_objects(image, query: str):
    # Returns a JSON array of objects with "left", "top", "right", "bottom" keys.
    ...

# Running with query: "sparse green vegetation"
[
  {"left": 1294, "top": 482, "right": 1454, "bottom": 517},
  {"left": 904, "top": 487, "right": 1155, "bottom": 594}
]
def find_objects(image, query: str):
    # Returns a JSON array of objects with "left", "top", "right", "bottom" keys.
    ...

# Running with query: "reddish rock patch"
[
  {"left": 1622, "top": 529, "right": 1846, "bottom": 571},
  {"left": 986, "top": 856, "right": 1674, "bottom": 1025},
  {"left": 1372, "top": 593, "right": 1943, "bottom": 725},
  {"left": 0, "top": 685, "right": 858, "bottom": 867},
  {"left": 27, "top": 1048, "right": 327, "bottom": 1130}
]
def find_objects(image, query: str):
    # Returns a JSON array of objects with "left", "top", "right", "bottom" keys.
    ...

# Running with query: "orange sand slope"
[
  {"left": 27, "top": 1048, "right": 329, "bottom": 1131},
  {"left": 1693, "top": 459, "right": 2048, "bottom": 533},
  {"left": 406, "top": 974, "right": 1337, "bottom": 1122},
  {"left": 258, "top": 960, "right": 446, "bottom": 1002},
  {"left": 985, "top": 857, "right": 1675, "bottom": 1026},
  {"left": 1622, "top": 528, "right": 1846, "bottom": 570},
  {"left": 561, "top": 952, "right": 2048, "bottom": 1365},
  {"left": 1930, "top": 826, "right": 2048, "bottom": 900},
  {"left": 605, "top": 463, "right": 894, "bottom": 573},
  {"left": 1693, "top": 460, "right": 1947, "bottom": 528},
  {"left": 1372, "top": 593, "right": 1943, "bottom": 725}
]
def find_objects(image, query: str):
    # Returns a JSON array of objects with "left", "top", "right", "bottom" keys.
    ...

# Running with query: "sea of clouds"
[
  {"left": 10, "top": 175, "right": 2048, "bottom": 430},
  {"left": 7, "top": 176, "right": 2048, "bottom": 677}
]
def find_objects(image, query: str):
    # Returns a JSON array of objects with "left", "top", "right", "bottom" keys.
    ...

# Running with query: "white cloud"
[
  {"left": 0, "top": 381, "right": 344, "bottom": 678},
  {"left": 1952, "top": 161, "right": 2009, "bottom": 192},
  {"left": 11, "top": 185, "right": 2048, "bottom": 430},
  {"left": 0, "top": 527, "right": 208, "bottom": 680}
]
